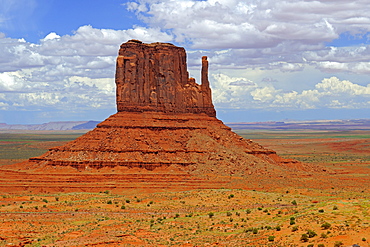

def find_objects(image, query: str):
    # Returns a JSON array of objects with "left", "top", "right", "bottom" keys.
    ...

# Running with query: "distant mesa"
[{"left": 8, "top": 40, "right": 304, "bottom": 191}]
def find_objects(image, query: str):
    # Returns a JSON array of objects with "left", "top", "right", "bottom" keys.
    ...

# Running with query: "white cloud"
[
  {"left": 43, "top": 32, "right": 61, "bottom": 41},
  {"left": 128, "top": 0, "right": 370, "bottom": 75},
  {"left": 0, "top": 25, "right": 173, "bottom": 113},
  {"left": 212, "top": 75, "right": 370, "bottom": 110},
  {"left": 0, "top": 72, "right": 26, "bottom": 91},
  {"left": 2, "top": 0, "right": 370, "bottom": 122},
  {"left": 316, "top": 77, "right": 370, "bottom": 95},
  {"left": 127, "top": 0, "right": 370, "bottom": 49}
]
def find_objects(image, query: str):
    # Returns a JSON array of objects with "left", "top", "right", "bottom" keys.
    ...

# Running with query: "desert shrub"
[
  {"left": 257, "top": 207, "right": 263, "bottom": 211},
  {"left": 107, "top": 200, "right": 112, "bottom": 204},
  {"left": 208, "top": 212, "right": 214, "bottom": 218},
  {"left": 276, "top": 226, "right": 281, "bottom": 231},
  {"left": 235, "top": 212, "right": 240, "bottom": 216},
  {"left": 246, "top": 209, "right": 251, "bottom": 214},
  {"left": 307, "top": 244, "right": 314, "bottom": 247},
  {"left": 333, "top": 205, "right": 338, "bottom": 210},
  {"left": 252, "top": 228, "right": 258, "bottom": 234},
  {"left": 318, "top": 244, "right": 325, "bottom": 247},
  {"left": 228, "top": 194, "right": 234, "bottom": 199},
  {"left": 362, "top": 237, "right": 366, "bottom": 241},
  {"left": 268, "top": 236, "right": 275, "bottom": 242},
  {"left": 226, "top": 212, "right": 232, "bottom": 217},
  {"left": 318, "top": 209, "right": 324, "bottom": 213},
  {"left": 321, "top": 222, "right": 331, "bottom": 229},
  {"left": 307, "top": 229, "right": 317, "bottom": 238},
  {"left": 125, "top": 199, "right": 130, "bottom": 203},
  {"left": 292, "top": 226, "right": 299, "bottom": 232},
  {"left": 300, "top": 234, "right": 309, "bottom": 242},
  {"left": 175, "top": 213, "right": 180, "bottom": 218},
  {"left": 334, "top": 241, "right": 343, "bottom": 247},
  {"left": 321, "top": 232, "right": 328, "bottom": 238},
  {"left": 42, "top": 199, "right": 48, "bottom": 203},
  {"left": 121, "top": 205, "right": 125, "bottom": 209},
  {"left": 263, "top": 209, "right": 268, "bottom": 213},
  {"left": 291, "top": 200, "right": 297, "bottom": 206},
  {"left": 55, "top": 197, "right": 59, "bottom": 201}
]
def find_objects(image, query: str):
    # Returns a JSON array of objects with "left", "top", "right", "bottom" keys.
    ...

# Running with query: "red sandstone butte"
[
  {"left": 116, "top": 40, "right": 215, "bottom": 116},
  {"left": 4, "top": 40, "right": 305, "bottom": 191}
]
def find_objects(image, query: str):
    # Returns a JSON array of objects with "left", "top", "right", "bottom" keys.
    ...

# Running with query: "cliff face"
[{"left": 115, "top": 40, "right": 216, "bottom": 117}]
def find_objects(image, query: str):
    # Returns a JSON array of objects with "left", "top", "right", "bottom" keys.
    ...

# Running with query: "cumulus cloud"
[
  {"left": 128, "top": 0, "right": 370, "bottom": 74},
  {"left": 2, "top": 1, "right": 370, "bottom": 122},
  {"left": 0, "top": 25, "right": 173, "bottom": 113},
  {"left": 212, "top": 75, "right": 370, "bottom": 110},
  {"left": 127, "top": 0, "right": 370, "bottom": 48}
]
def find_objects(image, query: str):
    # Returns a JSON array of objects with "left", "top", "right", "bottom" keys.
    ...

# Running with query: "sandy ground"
[{"left": 0, "top": 130, "right": 369, "bottom": 246}]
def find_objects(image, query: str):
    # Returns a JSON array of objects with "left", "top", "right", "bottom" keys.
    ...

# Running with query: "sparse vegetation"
[
  {"left": 321, "top": 222, "right": 331, "bottom": 229},
  {"left": 1, "top": 130, "right": 370, "bottom": 246}
]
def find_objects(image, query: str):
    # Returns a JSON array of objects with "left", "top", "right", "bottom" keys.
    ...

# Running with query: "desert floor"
[{"left": 0, "top": 129, "right": 369, "bottom": 246}]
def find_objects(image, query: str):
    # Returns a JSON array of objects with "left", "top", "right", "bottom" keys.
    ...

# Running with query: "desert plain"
[{"left": 0, "top": 128, "right": 369, "bottom": 247}]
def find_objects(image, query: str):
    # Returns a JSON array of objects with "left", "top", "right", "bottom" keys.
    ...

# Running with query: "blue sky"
[{"left": 1, "top": 0, "right": 370, "bottom": 124}]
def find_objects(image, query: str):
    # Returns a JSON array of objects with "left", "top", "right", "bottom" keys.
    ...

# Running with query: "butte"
[{"left": 4, "top": 40, "right": 309, "bottom": 193}]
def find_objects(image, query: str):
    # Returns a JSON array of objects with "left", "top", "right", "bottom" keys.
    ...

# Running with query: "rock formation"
[
  {"left": 115, "top": 40, "right": 215, "bottom": 117},
  {"left": 9, "top": 40, "right": 302, "bottom": 191}
]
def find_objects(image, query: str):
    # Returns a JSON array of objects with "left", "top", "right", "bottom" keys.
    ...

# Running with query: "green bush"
[
  {"left": 318, "top": 244, "right": 325, "bottom": 247},
  {"left": 208, "top": 212, "right": 214, "bottom": 218},
  {"left": 268, "top": 236, "right": 275, "bottom": 242},
  {"left": 334, "top": 241, "right": 343, "bottom": 247},
  {"left": 292, "top": 226, "right": 299, "bottom": 232},
  {"left": 321, "top": 222, "right": 331, "bottom": 229},
  {"left": 300, "top": 234, "right": 309, "bottom": 242},
  {"left": 307, "top": 229, "right": 317, "bottom": 238},
  {"left": 291, "top": 200, "right": 297, "bottom": 206}
]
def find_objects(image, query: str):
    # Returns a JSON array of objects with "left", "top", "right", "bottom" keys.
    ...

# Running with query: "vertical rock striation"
[{"left": 115, "top": 40, "right": 216, "bottom": 117}]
